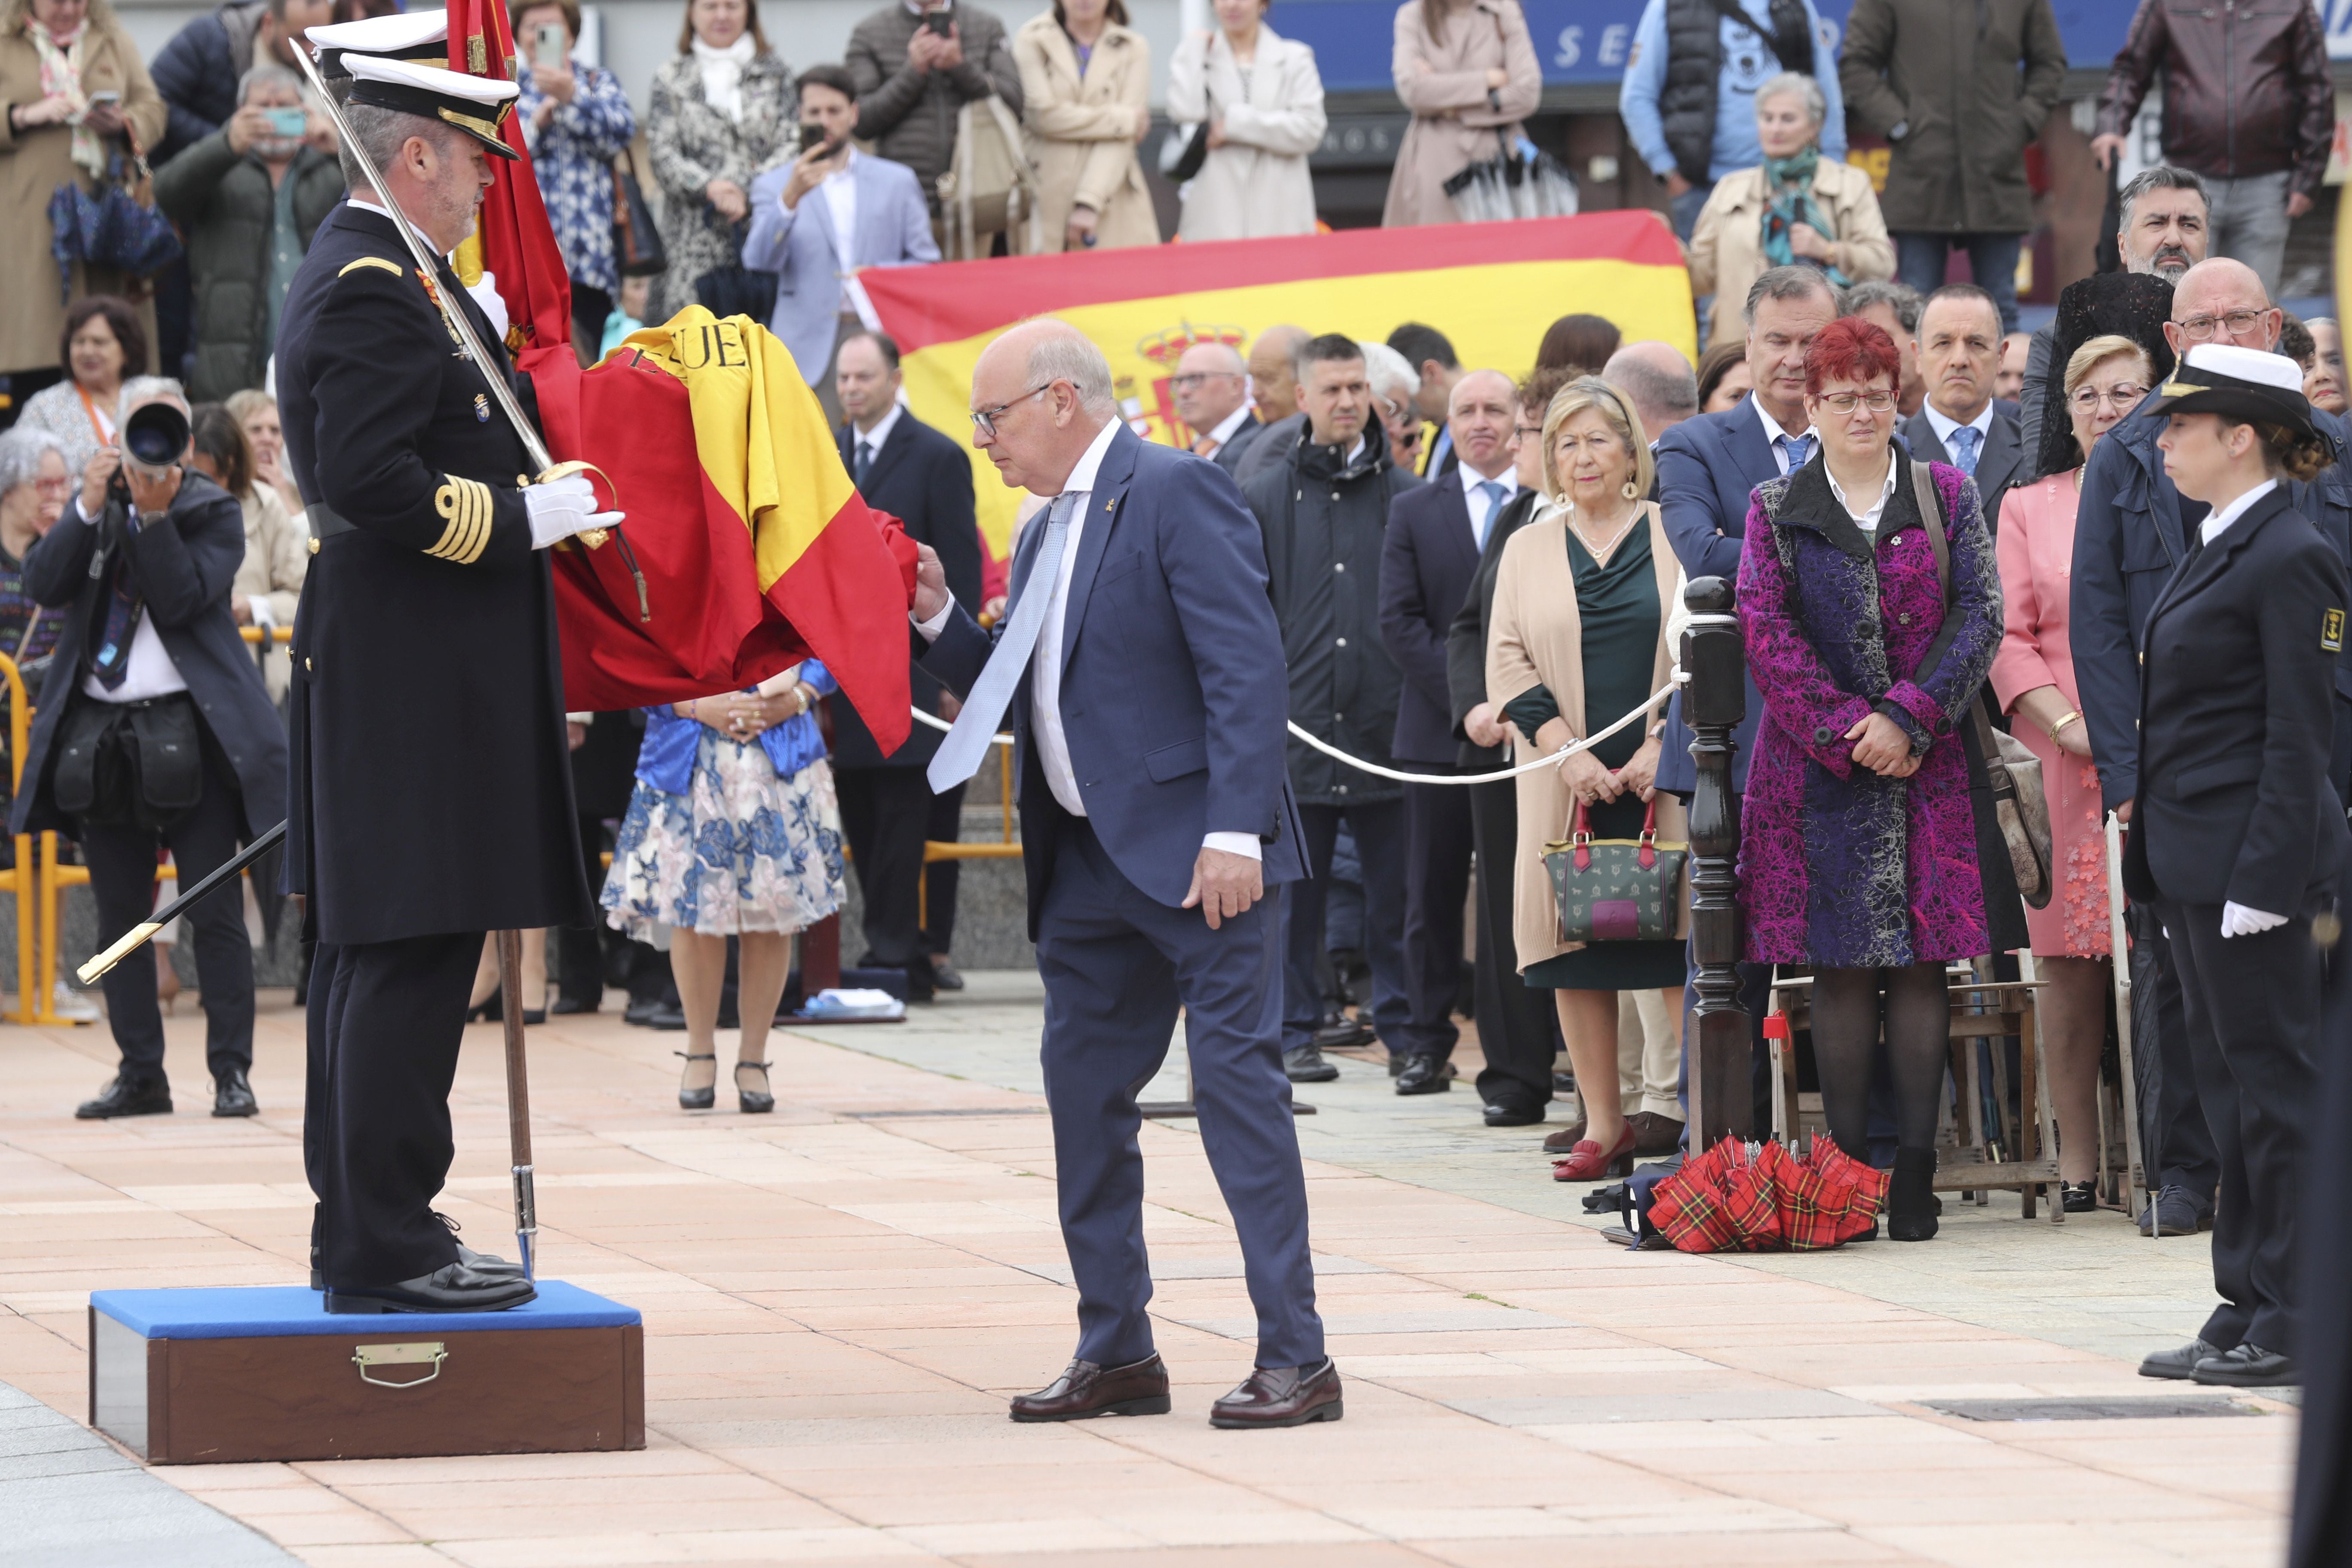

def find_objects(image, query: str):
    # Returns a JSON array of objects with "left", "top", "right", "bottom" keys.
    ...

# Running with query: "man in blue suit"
[
  {"left": 742, "top": 64, "right": 938, "bottom": 423},
  {"left": 1651, "top": 265, "right": 1836, "bottom": 1130},
  {"left": 912, "top": 319, "right": 1338, "bottom": 1430}
]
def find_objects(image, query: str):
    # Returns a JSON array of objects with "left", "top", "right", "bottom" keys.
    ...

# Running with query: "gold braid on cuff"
[{"left": 428, "top": 475, "right": 494, "bottom": 564}]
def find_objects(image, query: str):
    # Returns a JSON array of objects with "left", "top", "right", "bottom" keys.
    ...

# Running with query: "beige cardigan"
[
  {"left": 1485, "top": 501, "right": 1688, "bottom": 974},
  {"left": 1382, "top": 0, "right": 1541, "bottom": 227},
  {"left": 1687, "top": 157, "right": 1895, "bottom": 350},
  {"left": 1014, "top": 13, "right": 1159, "bottom": 251}
]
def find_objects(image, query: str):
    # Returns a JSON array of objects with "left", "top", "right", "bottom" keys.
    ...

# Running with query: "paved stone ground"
[{"left": 0, "top": 976, "right": 2294, "bottom": 1567}]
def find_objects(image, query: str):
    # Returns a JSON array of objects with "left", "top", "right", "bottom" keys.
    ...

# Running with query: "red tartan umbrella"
[{"left": 1648, "top": 1135, "right": 1890, "bottom": 1253}]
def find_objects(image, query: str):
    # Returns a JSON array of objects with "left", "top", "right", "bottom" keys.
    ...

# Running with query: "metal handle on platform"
[{"left": 352, "top": 1341, "right": 447, "bottom": 1389}]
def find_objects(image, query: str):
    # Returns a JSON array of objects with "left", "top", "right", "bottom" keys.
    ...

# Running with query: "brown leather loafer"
[
  {"left": 1209, "top": 1357, "right": 1344, "bottom": 1428},
  {"left": 1008, "top": 1354, "right": 1171, "bottom": 1422},
  {"left": 1540, "top": 1121, "right": 1589, "bottom": 1153}
]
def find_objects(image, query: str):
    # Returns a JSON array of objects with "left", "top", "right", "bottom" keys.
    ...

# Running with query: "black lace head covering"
[{"left": 2035, "top": 272, "right": 2177, "bottom": 479}]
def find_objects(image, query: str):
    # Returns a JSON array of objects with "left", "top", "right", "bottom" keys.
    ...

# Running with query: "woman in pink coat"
[{"left": 1990, "top": 333, "right": 2156, "bottom": 1213}]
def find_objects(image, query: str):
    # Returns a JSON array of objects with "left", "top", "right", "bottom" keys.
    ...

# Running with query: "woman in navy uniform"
[
  {"left": 275, "top": 46, "right": 621, "bottom": 1313},
  {"left": 2125, "top": 343, "right": 2351, "bottom": 1390}
]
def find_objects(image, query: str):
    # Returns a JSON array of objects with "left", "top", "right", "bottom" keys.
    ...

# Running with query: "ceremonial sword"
[{"left": 291, "top": 41, "right": 649, "bottom": 627}]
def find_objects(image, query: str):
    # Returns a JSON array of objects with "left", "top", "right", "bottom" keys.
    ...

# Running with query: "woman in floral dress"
[
  {"left": 1991, "top": 331, "right": 2158, "bottom": 1213},
  {"left": 604, "top": 664, "right": 844, "bottom": 1112}
]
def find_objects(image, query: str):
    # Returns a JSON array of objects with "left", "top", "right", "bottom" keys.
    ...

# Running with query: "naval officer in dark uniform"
[
  {"left": 2124, "top": 343, "right": 2350, "bottom": 1390},
  {"left": 276, "top": 47, "right": 622, "bottom": 1314}
]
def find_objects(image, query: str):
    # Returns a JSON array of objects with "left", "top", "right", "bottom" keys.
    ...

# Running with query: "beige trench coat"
[
  {"left": 1486, "top": 502, "right": 1688, "bottom": 974},
  {"left": 1166, "top": 25, "right": 1325, "bottom": 242},
  {"left": 1688, "top": 157, "right": 1896, "bottom": 350},
  {"left": 232, "top": 482, "right": 306, "bottom": 700},
  {"left": 0, "top": 5, "right": 165, "bottom": 377},
  {"left": 1014, "top": 14, "right": 1158, "bottom": 251},
  {"left": 1382, "top": 0, "right": 1540, "bottom": 228}
]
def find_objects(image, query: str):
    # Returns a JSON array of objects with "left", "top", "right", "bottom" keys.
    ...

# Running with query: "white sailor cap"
[
  {"left": 2141, "top": 341, "right": 2317, "bottom": 441},
  {"left": 307, "top": 11, "right": 450, "bottom": 79},
  {"left": 343, "top": 53, "right": 521, "bottom": 159}
]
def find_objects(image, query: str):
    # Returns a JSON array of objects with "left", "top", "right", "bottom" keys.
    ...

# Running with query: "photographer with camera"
[{"left": 9, "top": 377, "right": 287, "bottom": 1121}]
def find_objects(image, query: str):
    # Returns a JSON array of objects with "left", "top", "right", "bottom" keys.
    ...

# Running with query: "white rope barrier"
[{"left": 904, "top": 668, "right": 1690, "bottom": 785}]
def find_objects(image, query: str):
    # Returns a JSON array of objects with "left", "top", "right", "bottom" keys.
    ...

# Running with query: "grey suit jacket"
[{"left": 742, "top": 152, "right": 939, "bottom": 386}]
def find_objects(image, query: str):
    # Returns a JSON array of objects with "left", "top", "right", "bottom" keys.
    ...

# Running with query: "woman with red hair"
[{"left": 1735, "top": 315, "right": 2015, "bottom": 1242}]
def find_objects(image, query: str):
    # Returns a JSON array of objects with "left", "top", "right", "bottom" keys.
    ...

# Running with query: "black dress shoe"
[
  {"left": 1314, "top": 1017, "right": 1375, "bottom": 1051},
  {"left": 433, "top": 1213, "right": 526, "bottom": 1277},
  {"left": 211, "top": 1066, "right": 257, "bottom": 1118},
  {"left": 1210, "top": 1357, "right": 1343, "bottom": 1428},
  {"left": 1283, "top": 1045, "right": 1339, "bottom": 1083},
  {"left": 550, "top": 996, "right": 597, "bottom": 1016},
  {"left": 1482, "top": 1097, "right": 1544, "bottom": 1128},
  {"left": 735, "top": 1060, "right": 775, "bottom": 1114},
  {"left": 1394, "top": 1056, "right": 1452, "bottom": 1095},
  {"left": 677, "top": 1051, "right": 716, "bottom": 1110},
  {"left": 2139, "top": 1184, "right": 2214, "bottom": 1236},
  {"left": 1009, "top": 1354, "right": 1170, "bottom": 1421},
  {"left": 2060, "top": 1180, "right": 2098, "bottom": 1214},
  {"left": 2193, "top": 1342, "right": 2298, "bottom": 1387},
  {"left": 2139, "top": 1338, "right": 2221, "bottom": 1381},
  {"left": 622, "top": 996, "right": 671, "bottom": 1027},
  {"left": 326, "top": 1261, "right": 538, "bottom": 1314},
  {"left": 520, "top": 1009, "right": 547, "bottom": 1025},
  {"left": 929, "top": 959, "right": 966, "bottom": 992},
  {"left": 76, "top": 1073, "right": 172, "bottom": 1119}
]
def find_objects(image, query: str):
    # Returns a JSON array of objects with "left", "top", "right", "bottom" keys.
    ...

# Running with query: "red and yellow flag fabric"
[
  {"left": 442, "top": 0, "right": 573, "bottom": 357},
  {"left": 530, "top": 309, "right": 917, "bottom": 747},
  {"left": 857, "top": 212, "right": 1695, "bottom": 564}
]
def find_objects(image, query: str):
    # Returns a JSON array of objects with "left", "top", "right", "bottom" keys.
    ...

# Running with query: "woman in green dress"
[{"left": 1485, "top": 377, "right": 1689, "bottom": 1180}]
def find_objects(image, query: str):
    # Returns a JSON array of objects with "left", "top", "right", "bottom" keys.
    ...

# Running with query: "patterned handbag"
[{"left": 1540, "top": 799, "right": 1687, "bottom": 943}]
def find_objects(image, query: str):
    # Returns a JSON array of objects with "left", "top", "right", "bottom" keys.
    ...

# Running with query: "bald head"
[
  {"left": 971, "top": 318, "right": 1115, "bottom": 495},
  {"left": 1602, "top": 340, "right": 1698, "bottom": 441},
  {"left": 1447, "top": 368, "right": 1518, "bottom": 478},
  {"left": 2167, "top": 257, "right": 2281, "bottom": 358},
  {"left": 1173, "top": 340, "right": 1249, "bottom": 435},
  {"left": 1248, "top": 325, "right": 1310, "bottom": 423}
]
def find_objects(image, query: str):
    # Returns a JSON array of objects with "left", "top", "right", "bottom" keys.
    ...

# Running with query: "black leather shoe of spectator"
[
  {"left": 1394, "top": 1056, "right": 1453, "bottom": 1095},
  {"left": 1283, "top": 1046, "right": 1339, "bottom": 1083},
  {"left": 77, "top": 1073, "right": 171, "bottom": 1119},
  {"left": 211, "top": 1066, "right": 257, "bottom": 1118},
  {"left": 1315, "top": 1017, "right": 1375, "bottom": 1052},
  {"left": 2193, "top": 1343, "right": 2297, "bottom": 1388},
  {"left": 1482, "top": 1096, "right": 1544, "bottom": 1128},
  {"left": 550, "top": 995, "right": 597, "bottom": 1016},
  {"left": 930, "top": 958, "right": 966, "bottom": 991},
  {"left": 2138, "top": 1338, "right": 2220, "bottom": 1380}
]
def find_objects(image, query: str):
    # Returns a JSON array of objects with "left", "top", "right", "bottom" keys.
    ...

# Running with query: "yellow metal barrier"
[
  {"left": 919, "top": 743, "right": 1021, "bottom": 930},
  {"left": 239, "top": 626, "right": 293, "bottom": 644},
  {"left": 0, "top": 655, "right": 37, "bottom": 1022}
]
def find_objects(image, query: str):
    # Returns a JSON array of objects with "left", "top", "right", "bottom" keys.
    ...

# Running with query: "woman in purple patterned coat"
[{"left": 1736, "top": 315, "right": 2006, "bottom": 1243}]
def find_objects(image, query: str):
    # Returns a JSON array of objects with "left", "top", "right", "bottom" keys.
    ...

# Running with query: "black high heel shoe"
[
  {"left": 1887, "top": 1146, "right": 1939, "bottom": 1241},
  {"left": 735, "top": 1060, "right": 774, "bottom": 1114},
  {"left": 676, "top": 1051, "right": 716, "bottom": 1110}
]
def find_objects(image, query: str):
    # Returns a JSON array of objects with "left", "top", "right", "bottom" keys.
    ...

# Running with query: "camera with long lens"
[{"left": 108, "top": 400, "right": 189, "bottom": 508}]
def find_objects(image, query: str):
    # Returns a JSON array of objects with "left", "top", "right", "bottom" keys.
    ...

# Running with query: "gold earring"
[{"left": 1621, "top": 480, "right": 1640, "bottom": 501}]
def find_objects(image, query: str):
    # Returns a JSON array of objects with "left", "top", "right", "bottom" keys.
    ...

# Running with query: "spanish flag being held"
[{"left": 529, "top": 310, "right": 919, "bottom": 752}]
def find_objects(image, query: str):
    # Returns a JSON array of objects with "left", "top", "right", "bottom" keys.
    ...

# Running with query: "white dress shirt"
[
  {"left": 72, "top": 493, "right": 190, "bottom": 703},
  {"left": 849, "top": 400, "right": 904, "bottom": 473},
  {"left": 915, "top": 418, "right": 1261, "bottom": 861},
  {"left": 1749, "top": 391, "right": 1818, "bottom": 475},
  {"left": 1456, "top": 461, "right": 1518, "bottom": 550},
  {"left": 1921, "top": 397, "right": 1994, "bottom": 459},
  {"left": 1825, "top": 450, "right": 1901, "bottom": 538},
  {"left": 818, "top": 151, "right": 859, "bottom": 275},
  {"left": 1197, "top": 402, "right": 1253, "bottom": 458},
  {"left": 2199, "top": 478, "right": 2278, "bottom": 546}
]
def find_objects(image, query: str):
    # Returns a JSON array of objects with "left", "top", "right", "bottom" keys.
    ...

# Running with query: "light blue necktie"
[
  {"left": 1948, "top": 425, "right": 1982, "bottom": 478},
  {"left": 1776, "top": 433, "right": 1814, "bottom": 473},
  {"left": 1471, "top": 481, "right": 1505, "bottom": 548},
  {"left": 926, "top": 491, "right": 1075, "bottom": 792}
]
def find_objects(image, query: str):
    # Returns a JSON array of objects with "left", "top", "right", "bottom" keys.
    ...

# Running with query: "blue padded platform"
[{"left": 91, "top": 1280, "right": 639, "bottom": 1340}]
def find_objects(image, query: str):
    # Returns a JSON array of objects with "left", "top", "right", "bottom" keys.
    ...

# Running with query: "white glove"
[
  {"left": 466, "top": 270, "right": 510, "bottom": 342},
  {"left": 2220, "top": 902, "right": 2288, "bottom": 939},
  {"left": 524, "top": 474, "right": 625, "bottom": 550}
]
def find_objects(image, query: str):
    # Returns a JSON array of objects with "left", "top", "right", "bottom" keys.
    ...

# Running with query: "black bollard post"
[{"left": 1682, "top": 576, "right": 1752, "bottom": 1147}]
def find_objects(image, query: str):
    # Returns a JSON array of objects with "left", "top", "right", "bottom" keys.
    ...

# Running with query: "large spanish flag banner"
[
  {"left": 858, "top": 211, "right": 1694, "bottom": 562},
  {"left": 531, "top": 309, "right": 916, "bottom": 749}
]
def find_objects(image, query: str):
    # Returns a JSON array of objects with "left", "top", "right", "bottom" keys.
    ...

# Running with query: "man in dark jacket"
[
  {"left": 12, "top": 379, "right": 288, "bottom": 1121},
  {"left": 2089, "top": 0, "right": 2332, "bottom": 302},
  {"left": 1839, "top": 0, "right": 2067, "bottom": 332},
  {"left": 2071, "top": 257, "right": 2352, "bottom": 1238},
  {"left": 149, "top": 0, "right": 333, "bottom": 162},
  {"left": 829, "top": 330, "right": 982, "bottom": 1002},
  {"left": 152, "top": 64, "right": 344, "bottom": 401},
  {"left": 846, "top": 0, "right": 1022, "bottom": 222},
  {"left": 1242, "top": 334, "right": 1422, "bottom": 1083},
  {"left": 1378, "top": 368, "right": 1517, "bottom": 1098}
]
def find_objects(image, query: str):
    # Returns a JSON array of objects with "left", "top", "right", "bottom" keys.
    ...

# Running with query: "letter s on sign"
[{"left": 1554, "top": 24, "right": 1580, "bottom": 67}]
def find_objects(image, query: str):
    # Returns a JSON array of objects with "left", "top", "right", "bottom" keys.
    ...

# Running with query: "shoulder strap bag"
[{"left": 1909, "top": 458, "right": 2054, "bottom": 910}]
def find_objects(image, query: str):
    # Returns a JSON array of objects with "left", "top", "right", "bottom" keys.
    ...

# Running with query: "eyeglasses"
[
  {"left": 970, "top": 383, "right": 1050, "bottom": 438},
  {"left": 1167, "top": 371, "right": 1241, "bottom": 392},
  {"left": 1513, "top": 424, "right": 1544, "bottom": 440},
  {"left": 2175, "top": 309, "right": 2269, "bottom": 342},
  {"left": 1816, "top": 390, "right": 1897, "bottom": 414},
  {"left": 2070, "top": 384, "right": 2149, "bottom": 413}
]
